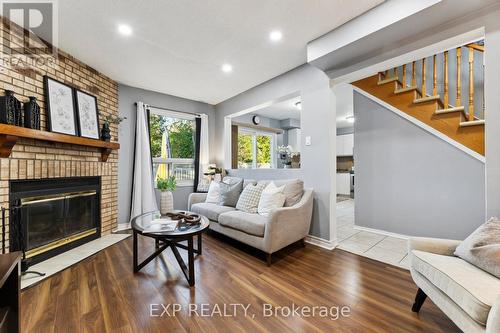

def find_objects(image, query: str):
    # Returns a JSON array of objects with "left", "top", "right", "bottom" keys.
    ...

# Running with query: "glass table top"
[{"left": 131, "top": 211, "right": 209, "bottom": 236}]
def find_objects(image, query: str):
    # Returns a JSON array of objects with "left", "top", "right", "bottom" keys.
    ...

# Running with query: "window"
[
  {"left": 237, "top": 128, "right": 275, "bottom": 169},
  {"left": 149, "top": 108, "right": 196, "bottom": 186}
]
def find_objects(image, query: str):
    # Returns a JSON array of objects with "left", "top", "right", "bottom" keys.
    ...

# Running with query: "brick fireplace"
[{"left": 0, "top": 18, "right": 119, "bottom": 253}]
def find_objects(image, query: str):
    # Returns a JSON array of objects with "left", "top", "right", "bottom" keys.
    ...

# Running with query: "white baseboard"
[
  {"left": 305, "top": 235, "right": 337, "bottom": 250},
  {"left": 353, "top": 225, "right": 409, "bottom": 240},
  {"left": 113, "top": 223, "right": 131, "bottom": 233}
]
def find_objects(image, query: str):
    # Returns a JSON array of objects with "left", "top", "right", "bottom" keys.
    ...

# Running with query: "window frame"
[
  {"left": 149, "top": 107, "right": 197, "bottom": 187},
  {"left": 238, "top": 127, "right": 276, "bottom": 169}
]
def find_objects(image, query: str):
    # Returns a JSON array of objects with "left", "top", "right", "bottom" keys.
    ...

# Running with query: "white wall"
[
  {"left": 354, "top": 92, "right": 485, "bottom": 239},
  {"left": 117, "top": 84, "right": 215, "bottom": 224},
  {"left": 214, "top": 64, "right": 335, "bottom": 240}
]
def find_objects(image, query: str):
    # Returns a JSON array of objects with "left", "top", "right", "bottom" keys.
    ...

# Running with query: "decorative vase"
[
  {"left": 0, "top": 90, "right": 22, "bottom": 126},
  {"left": 100, "top": 123, "right": 111, "bottom": 141},
  {"left": 23, "top": 96, "right": 41, "bottom": 129},
  {"left": 160, "top": 191, "right": 174, "bottom": 215}
]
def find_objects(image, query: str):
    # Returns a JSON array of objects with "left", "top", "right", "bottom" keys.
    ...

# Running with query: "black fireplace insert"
[{"left": 9, "top": 177, "right": 101, "bottom": 269}]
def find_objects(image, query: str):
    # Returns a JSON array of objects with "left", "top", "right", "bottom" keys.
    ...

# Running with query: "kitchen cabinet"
[
  {"left": 336, "top": 133, "right": 354, "bottom": 156},
  {"left": 336, "top": 173, "right": 351, "bottom": 195}
]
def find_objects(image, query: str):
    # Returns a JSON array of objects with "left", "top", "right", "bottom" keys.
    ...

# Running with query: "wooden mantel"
[{"left": 0, "top": 124, "right": 120, "bottom": 162}]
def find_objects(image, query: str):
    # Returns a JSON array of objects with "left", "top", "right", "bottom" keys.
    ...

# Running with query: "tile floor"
[
  {"left": 21, "top": 233, "right": 131, "bottom": 289},
  {"left": 336, "top": 198, "right": 409, "bottom": 269}
]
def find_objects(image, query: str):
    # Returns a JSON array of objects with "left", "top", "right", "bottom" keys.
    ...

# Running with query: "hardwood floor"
[{"left": 21, "top": 232, "right": 459, "bottom": 333}]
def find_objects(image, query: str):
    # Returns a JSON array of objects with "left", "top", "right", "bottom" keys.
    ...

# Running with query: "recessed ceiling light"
[
  {"left": 221, "top": 63, "right": 233, "bottom": 73},
  {"left": 346, "top": 116, "right": 355, "bottom": 123},
  {"left": 270, "top": 30, "right": 283, "bottom": 42},
  {"left": 118, "top": 24, "right": 133, "bottom": 36},
  {"left": 294, "top": 101, "right": 302, "bottom": 110}
]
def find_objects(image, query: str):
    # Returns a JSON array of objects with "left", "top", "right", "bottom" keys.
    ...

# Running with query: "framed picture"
[
  {"left": 75, "top": 90, "right": 100, "bottom": 139},
  {"left": 44, "top": 76, "right": 78, "bottom": 136}
]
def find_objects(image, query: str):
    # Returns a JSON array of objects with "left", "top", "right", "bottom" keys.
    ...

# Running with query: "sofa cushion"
[
  {"left": 190, "top": 203, "right": 235, "bottom": 222},
  {"left": 454, "top": 217, "right": 500, "bottom": 278},
  {"left": 218, "top": 211, "right": 268, "bottom": 237},
  {"left": 258, "top": 179, "right": 304, "bottom": 207},
  {"left": 236, "top": 183, "right": 266, "bottom": 213},
  {"left": 219, "top": 179, "right": 243, "bottom": 207},
  {"left": 412, "top": 249, "right": 500, "bottom": 325}
]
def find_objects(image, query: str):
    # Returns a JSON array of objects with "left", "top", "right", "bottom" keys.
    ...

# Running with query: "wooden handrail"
[
  {"left": 468, "top": 46, "right": 474, "bottom": 121},
  {"left": 444, "top": 51, "right": 449, "bottom": 107},
  {"left": 378, "top": 41, "right": 484, "bottom": 122},
  {"left": 456, "top": 47, "right": 461, "bottom": 107}
]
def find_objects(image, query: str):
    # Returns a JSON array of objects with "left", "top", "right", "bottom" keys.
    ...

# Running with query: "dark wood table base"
[{"left": 133, "top": 231, "right": 202, "bottom": 286}]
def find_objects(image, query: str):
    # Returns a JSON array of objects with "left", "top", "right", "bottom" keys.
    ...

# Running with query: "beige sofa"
[
  {"left": 409, "top": 237, "right": 500, "bottom": 333},
  {"left": 188, "top": 178, "right": 313, "bottom": 265}
]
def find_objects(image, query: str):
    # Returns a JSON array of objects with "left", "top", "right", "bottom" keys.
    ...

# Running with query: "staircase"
[{"left": 352, "top": 42, "right": 485, "bottom": 155}]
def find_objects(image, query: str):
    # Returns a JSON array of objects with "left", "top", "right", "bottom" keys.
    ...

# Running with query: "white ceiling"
[
  {"left": 252, "top": 96, "right": 301, "bottom": 121},
  {"left": 335, "top": 83, "right": 354, "bottom": 128},
  {"left": 57, "top": 0, "right": 383, "bottom": 104}
]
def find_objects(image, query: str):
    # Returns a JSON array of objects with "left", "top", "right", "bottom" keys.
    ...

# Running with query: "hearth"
[{"left": 9, "top": 177, "right": 101, "bottom": 270}]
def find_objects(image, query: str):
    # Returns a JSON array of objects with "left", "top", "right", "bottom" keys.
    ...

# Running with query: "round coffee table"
[{"left": 131, "top": 210, "right": 209, "bottom": 286}]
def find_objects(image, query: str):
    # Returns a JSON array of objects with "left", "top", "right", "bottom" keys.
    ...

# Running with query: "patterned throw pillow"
[{"left": 236, "top": 183, "right": 266, "bottom": 213}]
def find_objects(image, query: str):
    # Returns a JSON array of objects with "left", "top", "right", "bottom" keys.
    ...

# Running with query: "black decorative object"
[
  {"left": 101, "top": 122, "right": 111, "bottom": 141},
  {"left": 23, "top": 96, "right": 41, "bottom": 129},
  {"left": 0, "top": 90, "right": 23, "bottom": 126}
]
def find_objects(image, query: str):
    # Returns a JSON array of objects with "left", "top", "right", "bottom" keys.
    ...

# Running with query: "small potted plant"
[
  {"left": 157, "top": 175, "right": 176, "bottom": 215},
  {"left": 101, "top": 114, "right": 126, "bottom": 141}
]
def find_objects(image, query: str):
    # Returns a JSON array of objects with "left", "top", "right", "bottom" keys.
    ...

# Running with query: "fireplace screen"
[{"left": 9, "top": 177, "right": 101, "bottom": 267}]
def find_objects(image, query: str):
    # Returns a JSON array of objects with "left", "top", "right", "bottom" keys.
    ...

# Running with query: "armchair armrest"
[
  {"left": 264, "top": 189, "right": 314, "bottom": 253},
  {"left": 408, "top": 237, "right": 461, "bottom": 256},
  {"left": 188, "top": 192, "right": 207, "bottom": 210},
  {"left": 487, "top": 295, "right": 500, "bottom": 333}
]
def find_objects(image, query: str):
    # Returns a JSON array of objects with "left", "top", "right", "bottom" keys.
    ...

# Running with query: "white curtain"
[
  {"left": 197, "top": 114, "right": 210, "bottom": 191},
  {"left": 130, "top": 102, "right": 158, "bottom": 220}
]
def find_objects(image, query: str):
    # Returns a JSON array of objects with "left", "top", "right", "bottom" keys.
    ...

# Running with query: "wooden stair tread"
[
  {"left": 459, "top": 120, "right": 485, "bottom": 127},
  {"left": 377, "top": 77, "right": 398, "bottom": 85},
  {"left": 413, "top": 95, "right": 440, "bottom": 104},
  {"left": 394, "top": 86, "right": 417, "bottom": 94}
]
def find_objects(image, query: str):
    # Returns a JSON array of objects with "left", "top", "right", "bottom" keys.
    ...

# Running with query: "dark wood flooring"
[{"left": 21, "top": 232, "right": 460, "bottom": 333}]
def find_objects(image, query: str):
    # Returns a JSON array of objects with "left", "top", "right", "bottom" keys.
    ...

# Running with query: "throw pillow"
[
  {"left": 205, "top": 181, "right": 220, "bottom": 203},
  {"left": 236, "top": 183, "right": 266, "bottom": 213},
  {"left": 454, "top": 217, "right": 500, "bottom": 278},
  {"left": 257, "top": 182, "right": 286, "bottom": 216},
  {"left": 219, "top": 179, "right": 243, "bottom": 207}
]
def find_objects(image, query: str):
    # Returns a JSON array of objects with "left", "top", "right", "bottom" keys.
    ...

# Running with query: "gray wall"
[
  {"left": 214, "top": 64, "right": 334, "bottom": 240},
  {"left": 354, "top": 92, "right": 485, "bottom": 239},
  {"left": 117, "top": 84, "right": 215, "bottom": 224}
]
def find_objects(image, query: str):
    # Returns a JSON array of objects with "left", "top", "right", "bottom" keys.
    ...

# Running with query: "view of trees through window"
[
  {"left": 237, "top": 130, "right": 273, "bottom": 169},
  {"left": 149, "top": 113, "right": 196, "bottom": 184}
]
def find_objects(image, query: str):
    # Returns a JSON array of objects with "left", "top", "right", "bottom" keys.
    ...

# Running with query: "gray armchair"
[{"left": 409, "top": 237, "right": 500, "bottom": 333}]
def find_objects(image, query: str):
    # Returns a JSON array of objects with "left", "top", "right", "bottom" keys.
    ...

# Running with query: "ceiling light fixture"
[
  {"left": 221, "top": 63, "right": 233, "bottom": 73},
  {"left": 118, "top": 24, "right": 133, "bottom": 36},
  {"left": 346, "top": 116, "right": 355, "bottom": 123},
  {"left": 269, "top": 30, "right": 283, "bottom": 42},
  {"left": 294, "top": 101, "right": 302, "bottom": 110}
]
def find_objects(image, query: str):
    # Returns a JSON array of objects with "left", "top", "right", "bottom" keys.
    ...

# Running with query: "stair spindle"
[
  {"left": 433, "top": 54, "right": 437, "bottom": 96},
  {"left": 402, "top": 64, "right": 407, "bottom": 87},
  {"left": 411, "top": 61, "right": 416, "bottom": 87},
  {"left": 468, "top": 46, "right": 474, "bottom": 121},
  {"left": 421, "top": 58, "right": 427, "bottom": 97},
  {"left": 456, "top": 47, "right": 461, "bottom": 107},
  {"left": 444, "top": 51, "right": 449, "bottom": 107}
]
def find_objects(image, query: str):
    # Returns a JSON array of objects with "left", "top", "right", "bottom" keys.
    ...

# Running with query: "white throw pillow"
[
  {"left": 205, "top": 181, "right": 220, "bottom": 203},
  {"left": 257, "top": 182, "right": 286, "bottom": 216}
]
